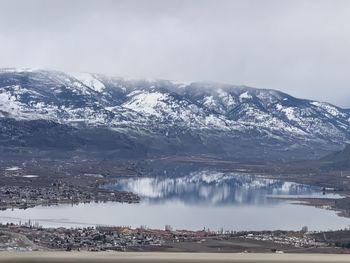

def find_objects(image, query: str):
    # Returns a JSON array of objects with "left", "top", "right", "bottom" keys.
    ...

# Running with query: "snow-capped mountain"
[{"left": 0, "top": 68, "right": 349, "bottom": 160}]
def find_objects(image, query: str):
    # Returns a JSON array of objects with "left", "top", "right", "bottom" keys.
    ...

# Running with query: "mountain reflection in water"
[{"left": 104, "top": 172, "right": 323, "bottom": 206}]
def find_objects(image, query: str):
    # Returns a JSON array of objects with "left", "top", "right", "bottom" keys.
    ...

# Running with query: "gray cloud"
[{"left": 0, "top": 0, "right": 349, "bottom": 107}]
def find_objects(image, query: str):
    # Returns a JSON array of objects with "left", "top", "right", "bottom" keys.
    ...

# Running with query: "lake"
[{"left": 0, "top": 171, "right": 349, "bottom": 231}]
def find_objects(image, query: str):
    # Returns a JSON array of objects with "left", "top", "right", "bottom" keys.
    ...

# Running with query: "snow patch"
[
  {"left": 310, "top": 101, "right": 343, "bottom": 117},
  {"left": 123, "top": 91, "right": 169, "bottom": 117},
  {"left": 5, "top": 166, "right": 21, "bottom": 171},
  {"left": 240, "top": 91, "right": 252, "bottom": 100},
  {"left": 71, "top": 73, "right": 105, "bottom": 92}
]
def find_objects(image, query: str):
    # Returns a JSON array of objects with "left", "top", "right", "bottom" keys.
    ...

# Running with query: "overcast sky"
[{"left": 0, "top": 0, "right": 349, "bottom": 107}]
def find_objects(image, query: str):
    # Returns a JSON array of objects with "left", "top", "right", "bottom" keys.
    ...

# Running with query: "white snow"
[
  {"left": 283, "top": 108, "right": 297, "bottom": 121},
  {"left": 0, "top": 90, "right": 46, "bottom": 120},
  {"left": 71, "top": 73, "right": 105, "bottom": 92},
  {"left": 22, "top": 175, "right": 39, "bottom": 178},
  {"left": 239, "top": 91, "right": 252, "bottom": 100},
  {"left": 276, "top": 104, "right": 299, "bottom": 122},
  {"left": 123, "top": 91, "right": 169, "bottom": 117},
  {"left": 5, "top": 166, "right": 21, "bottom": 171},
  {"left": 203, "top": 96, "right": 216, "bottom": 107},
  {"left": 217, "top": 89, "right": 236, "bottom": 108},
  {"left": 310, "top": 101, "right": 343, "bottom": 117}
]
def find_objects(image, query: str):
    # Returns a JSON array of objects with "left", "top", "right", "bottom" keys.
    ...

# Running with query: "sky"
[{"left": 0, "top": 0, "right": 349, "bottom": 107}]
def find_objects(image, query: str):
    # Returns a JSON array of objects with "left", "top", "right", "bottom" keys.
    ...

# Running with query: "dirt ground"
[{"left": 0, "top": 252, "right": 349, "bottom": 263}]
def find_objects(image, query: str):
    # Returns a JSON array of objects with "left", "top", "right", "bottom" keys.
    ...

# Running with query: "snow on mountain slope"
[
  {"left": 0, "top": 68, "right": 349, "bottom": 159},
  {"left": 70, "top": 72, "right": 106, "bottom": 93}
]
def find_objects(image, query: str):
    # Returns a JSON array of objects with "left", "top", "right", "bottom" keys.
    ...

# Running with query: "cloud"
[{"left": 0, "top": 0, "right": 349, "bottom": 107}]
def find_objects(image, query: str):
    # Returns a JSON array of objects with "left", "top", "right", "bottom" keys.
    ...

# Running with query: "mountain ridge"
[{"left": 0, "top": 68, "right": 349, "bottom": 161}]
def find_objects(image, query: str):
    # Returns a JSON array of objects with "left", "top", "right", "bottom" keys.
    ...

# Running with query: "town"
[
  {"left": 0, "top": 163, "right": 140, "bottom": 211},
  {"left": 0, "top": 222, "right": 348, "bottom": 253},
  {"left": 0, "top": 182, "right": 140, "bottom": 211}
]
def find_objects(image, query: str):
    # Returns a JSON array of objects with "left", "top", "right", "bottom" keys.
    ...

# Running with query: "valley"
[{"left": 0, "top": 68, "right": 350, "bottom": 253}]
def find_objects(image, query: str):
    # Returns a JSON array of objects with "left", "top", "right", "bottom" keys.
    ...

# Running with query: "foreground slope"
[{"left": 0, "top": 253, "right": 348, "bottom": 263}]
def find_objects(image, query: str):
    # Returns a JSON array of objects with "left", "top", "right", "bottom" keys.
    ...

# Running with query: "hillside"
[{"left": 0, "top": 68, "right": 349, "bottom": 161}]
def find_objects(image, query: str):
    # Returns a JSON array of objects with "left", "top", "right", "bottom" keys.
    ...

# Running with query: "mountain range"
[{"left": 0, "top": 68, "right": 349, "bottom": 161}]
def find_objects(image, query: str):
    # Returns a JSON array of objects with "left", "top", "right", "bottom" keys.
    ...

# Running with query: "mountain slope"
[
  {"left": 321, "top": 144, "right": 350, "bottom": 168},
  {"left": 0, "top": 68, "right": 349, "bottom": 160}
]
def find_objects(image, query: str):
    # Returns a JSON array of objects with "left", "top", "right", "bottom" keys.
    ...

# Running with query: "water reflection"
[{"left": 104, "top": 172, "right": 327, "bottom": 206}]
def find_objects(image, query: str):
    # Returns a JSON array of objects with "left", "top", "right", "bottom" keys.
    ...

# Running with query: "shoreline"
[{"left": 267, "top": 196, "right": 350, "bottom": 219}]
